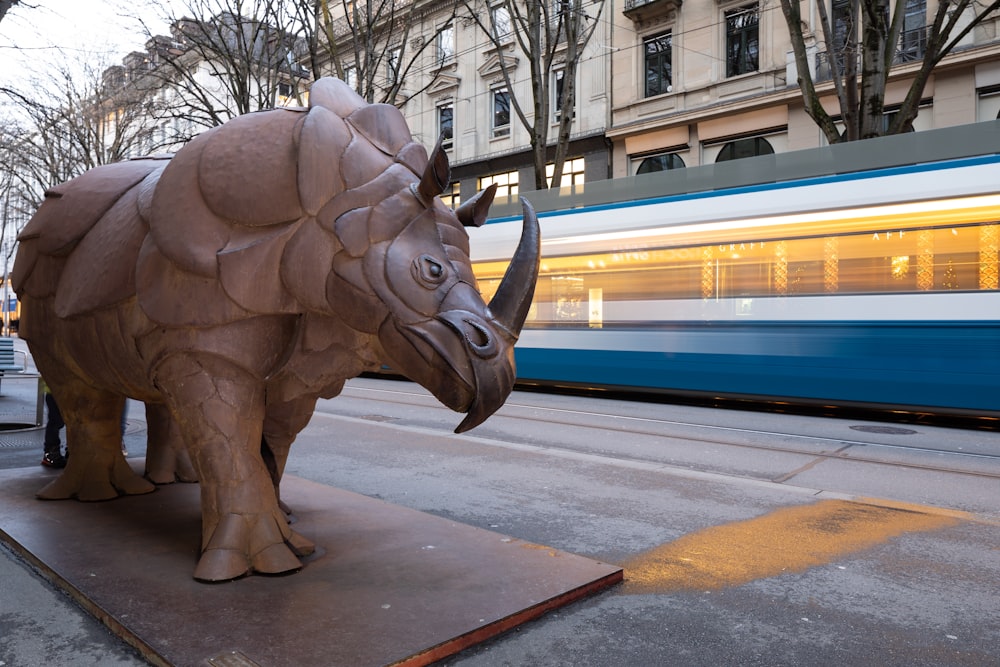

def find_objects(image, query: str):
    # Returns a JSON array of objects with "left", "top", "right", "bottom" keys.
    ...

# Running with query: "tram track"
[{"left": 330, "top": 381, "right": 1000, "bottom": 482}]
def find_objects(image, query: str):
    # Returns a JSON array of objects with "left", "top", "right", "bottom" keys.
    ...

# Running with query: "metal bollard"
[{"left": 36, "top": 375, "right": 44, "bottom": 427}]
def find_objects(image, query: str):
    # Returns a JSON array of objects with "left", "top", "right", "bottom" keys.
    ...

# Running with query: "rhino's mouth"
[
  {"left": 383, "top": 198, "right": 539, "bottom": 433},
  {"left": 390, "top": 308, "right": 515, "bottom": 433},
  {"left": 436, "top": 310, "right": 517, "bottom": 433}
]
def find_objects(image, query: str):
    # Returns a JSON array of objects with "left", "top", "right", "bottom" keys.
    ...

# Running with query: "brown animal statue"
[{"left": 12, "top": 77, "right": 540, "bottom": 582}]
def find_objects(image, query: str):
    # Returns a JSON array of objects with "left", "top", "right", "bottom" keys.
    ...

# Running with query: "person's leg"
[
  {"left": 42, "top": 392, "right": 66, "bottom": 467},
  {"left": 120, "top": 399, "right": 129, "bottom": 456}
]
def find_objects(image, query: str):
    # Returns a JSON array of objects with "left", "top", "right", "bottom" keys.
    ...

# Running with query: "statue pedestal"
[{"left": 0, "top": 463, "right": 621, "bottom": 666}]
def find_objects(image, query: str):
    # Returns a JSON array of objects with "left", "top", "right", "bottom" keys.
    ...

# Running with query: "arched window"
[
  {"left": 636, "top": 153, "right": 685, "bottom": 174},
  {"left": 716, "top": 137, "right": 774, "bottom": 162}
]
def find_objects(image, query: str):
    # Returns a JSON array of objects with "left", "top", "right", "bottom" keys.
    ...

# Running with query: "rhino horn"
[
  {"left": 417, "top": 135, "right": 451, "bottom": 202},
  {"left": 488, "top": 198, "right": 540, "bottom": 340},
  {"left": 455, "top": 183, "right": 497, "bottom": 228}
]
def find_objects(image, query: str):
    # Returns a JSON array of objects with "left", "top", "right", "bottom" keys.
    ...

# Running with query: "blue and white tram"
[{"left": 468, "top": 153, "right": 1000, "bottom": 420}]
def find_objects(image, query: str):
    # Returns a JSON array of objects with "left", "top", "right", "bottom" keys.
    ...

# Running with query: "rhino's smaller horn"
[
  {"left": 488, "top": 198, "right": 540, "bottom": 338},
  {"left": 417, "top": 135, "right": 451, "bottom": 202},
  {"left": 455, "top": 183, "right": 497, "bottom": 228}
]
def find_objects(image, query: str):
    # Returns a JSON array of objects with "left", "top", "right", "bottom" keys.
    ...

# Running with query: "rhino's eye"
[{"left": 415, "top": 255, "right": 446, "bottom": 286}]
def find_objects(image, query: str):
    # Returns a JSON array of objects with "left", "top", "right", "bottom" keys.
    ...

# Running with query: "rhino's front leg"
[
  {"left": 36, "top": 378, "right": 155, "bottom": 501},
  {"left": 155, "top": 353, "right": 312, "bottom": 582}
]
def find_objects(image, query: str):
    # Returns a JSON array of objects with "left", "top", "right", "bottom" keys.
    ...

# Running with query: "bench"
[{"left": 0, "top": 337, "right": 25, "bottom": 393}]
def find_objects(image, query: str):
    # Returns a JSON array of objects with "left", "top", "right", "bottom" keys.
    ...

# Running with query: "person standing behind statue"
[
  {"left": 40, "top": 379, "right": 66, "bottom": 468},
  {"left": 41, "top": 380, "right": 130, "bottom": 465},
  {"left": 120, "top": 400, "right": 129, "bottom": 456}
]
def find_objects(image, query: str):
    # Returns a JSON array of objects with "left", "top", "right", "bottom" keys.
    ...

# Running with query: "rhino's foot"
[
  {"left": 37, "top": 455, "right": 156, "bottom": 501},
  {"left": 194, "top": 512, "right": 316, "bottom": 582},
  {"left": 145, "top": 449, "right": 199, "bottom": 485}
]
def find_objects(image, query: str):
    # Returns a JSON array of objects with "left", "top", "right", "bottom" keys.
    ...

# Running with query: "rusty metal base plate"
[{"left": 0, "top": 463, "right": 621, "bottom": 666}]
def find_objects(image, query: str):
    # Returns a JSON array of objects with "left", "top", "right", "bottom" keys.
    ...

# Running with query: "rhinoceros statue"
[{"left": 13, "top": 77, "right": 540, "bottom": 582}]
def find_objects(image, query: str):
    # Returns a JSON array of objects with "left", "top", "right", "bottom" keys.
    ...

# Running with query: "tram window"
[{"left": 471, "top": 221, "right": 999, "bottom": 324}]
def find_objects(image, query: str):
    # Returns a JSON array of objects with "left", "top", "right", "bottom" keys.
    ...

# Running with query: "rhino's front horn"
[{"left": 488, "top": 198, "right": 540, "bottom": 340}]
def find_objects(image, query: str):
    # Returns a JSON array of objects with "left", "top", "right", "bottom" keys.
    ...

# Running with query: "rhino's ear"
[
  {"left": 417, "top": 135, "right": 451, "bottom": 202},
  {"left": 455, "top": 183, "right": 497, "bottom": 228}
]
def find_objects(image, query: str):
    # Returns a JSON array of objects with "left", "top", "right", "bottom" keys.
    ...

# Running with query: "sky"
[{"left": 0, "top": 1, "right": 173, "bottom": 88}]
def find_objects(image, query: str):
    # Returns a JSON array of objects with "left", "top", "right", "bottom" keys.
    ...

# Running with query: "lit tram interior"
[{"left": 473, "top": 194, "right": 1000, "bottom": 326}]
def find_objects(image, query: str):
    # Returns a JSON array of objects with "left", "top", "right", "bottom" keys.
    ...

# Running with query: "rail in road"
[
  {"left": 313, "top": 377, "right": 1000, "bottom": 524},
  {"left": 2, "top": 372, "right": 997, "bottom": 666},
  {"left": 286, "top": 377, "right": 1000, "bottom": 665}
]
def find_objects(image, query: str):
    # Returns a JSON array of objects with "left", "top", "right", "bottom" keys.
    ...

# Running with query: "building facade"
[
  {"left": 318, "top": 0, "right": 613, "bottom": 204},
  {"left": 96, "top": 1, "right": 1000, "bottom": 202},
  {"left": 609, "top": 0, "right": 1000, "bottom": 177},
  {"left": 320, "top": 0, "right": 1000, "bottom": 194}
]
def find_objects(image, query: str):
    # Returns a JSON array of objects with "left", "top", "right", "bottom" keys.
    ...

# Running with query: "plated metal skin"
[{"left": 12, "top": 77, "right": 540, "bottom": 582}]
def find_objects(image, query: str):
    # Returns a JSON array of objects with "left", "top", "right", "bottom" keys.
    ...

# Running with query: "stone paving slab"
[{"left": 0, "top": 463, "right": 622, "bottom": 667}]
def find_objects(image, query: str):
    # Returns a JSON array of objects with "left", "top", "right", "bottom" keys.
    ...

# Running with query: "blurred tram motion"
[{"left": 468, "top": 128, "right": 1000, "bottom": 422}]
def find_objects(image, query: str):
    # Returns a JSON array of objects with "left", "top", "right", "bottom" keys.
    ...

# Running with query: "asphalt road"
[{"left": 1, "top": 365, "right": 998, "bottom": 666}]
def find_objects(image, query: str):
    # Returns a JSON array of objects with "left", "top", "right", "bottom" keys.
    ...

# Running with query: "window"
[
  {"left": 879, "top": 107, "right": 917, "bottom": 133},
  {"left": 897, "top": 0, "right": 926, "bottom": 62},
  {"left": 976, "top": 85, "right": 1000, "bottom": 122},
  {"left": 277, "top": 81, "right": 293, "bottom": 106},
  {"left": 546, "top": 157, "right": 586, "bottom": 188},
  {"left": 387, "top": 47, "right": 401, "bottom": 82},
  {"left": 831, "top": 0, "right": 853, "bottom": 71},
  {"left": 479, "top": 170, "right": 519, "bottom": 198},
  {"left": 472, "top": 220, "right": 1000, "bottom": 312},
  {"left": 438, "top": 23, "right": 455, "bottom": 65},
  {"left": 552, "top": 69, "right": 575, "bottom": 121},
  {"left": 343, "top": 65, "right": 358, "bottom": 91},
  {"left": 438, "top": 103, "right": 454, "bottom": 147},
  {"left": 715, "top": 136, "right": 774, "bottom": 162},
  {"left": 636, "top": 153, "right": 685, "bottom": 174},
  {"left": 491, "top": 2, "right": 512, "bottom": 40},
  {"left": 492, "top": 89, "right": 511, "bottom": 137},
  {"left": 725, "top": 3, "right": 759, "bottom": 77},
  {"left": 644, "top": 32, "right": 672, "bottom": 97},
  {"left": 440, "top": 182, "right": 461, "bottom": 209}
]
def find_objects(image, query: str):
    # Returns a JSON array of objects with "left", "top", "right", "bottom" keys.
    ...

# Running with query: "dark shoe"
[{"left": 41, "top": 452, "right": 66, "bottom": 468}]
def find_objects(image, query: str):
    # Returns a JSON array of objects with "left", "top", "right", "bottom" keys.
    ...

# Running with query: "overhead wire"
[{"left": 357, "top": 0, "right": 798, "bottom": 130}]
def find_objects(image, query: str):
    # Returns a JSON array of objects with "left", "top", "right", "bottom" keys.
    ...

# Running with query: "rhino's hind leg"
[
  {"left": 155, "top": 353, "right": 313, "bottom": 582},
  {"left": 144, "top": 402, "right": 198, "bottom": 484},
  {"left": 37, "top": 387, "right": 155, "bottom": 501},
  {"left": 262, "top": 395, "right": 319, "bottom": 518}
]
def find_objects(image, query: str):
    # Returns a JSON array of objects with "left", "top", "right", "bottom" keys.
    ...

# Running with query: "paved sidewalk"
[
  {"left": 0, "top": 337, "right": 150, "bottom": 666},
  {"left": 3, "top": 336, "right": 998, "bottom": 667}
]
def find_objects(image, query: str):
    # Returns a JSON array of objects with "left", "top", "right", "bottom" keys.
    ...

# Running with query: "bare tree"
[
  {"left": 303, "top": 0, "right": 459, "bottom": 107},
  {"left": 781, "top": 0, "right": 1000, "bottom": 142},
  {"left": 0, "top": 0, "right": 20, "bottom": 25},
  {"left": 0, "top": 118, "right": 34, "bottom": 254},
  {"left": 132, "top": 0, "right": 312, "bottom": 135},
  {"left": 0, "top": 53, "right": 163, "bottom": 204},
  {"left": 1, "top": 52, "right": 161, "bottom": 310},
  {"left": 463, "top": 0, "right": 604, "bottom": 190},
  {"left": 0, "top": 132, "right": 25, "bottom": 333}
]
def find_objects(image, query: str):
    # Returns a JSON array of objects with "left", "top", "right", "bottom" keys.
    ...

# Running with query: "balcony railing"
[
  {"left": 895, "top": 27, "right": 928, "bottom": 64},
  {"left": 813, "top": 30, "right": 928, "bottom": 81},
  {"left": 623, "top": 0, "right": 682, "bottom": 22}
]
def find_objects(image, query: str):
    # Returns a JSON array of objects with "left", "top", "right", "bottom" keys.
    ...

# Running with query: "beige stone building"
[
  {"left": 321, "top": 0, "right": 1000, "bottom": 195},
  {"left": 609, "top": 0, "right": 1000, "bottom": 177},
  {"left": 89, "top": 1, "right": 1000, "bottom": 204},
  {"left": 319, "top": 0, "right": 613, "bottom": 204}
]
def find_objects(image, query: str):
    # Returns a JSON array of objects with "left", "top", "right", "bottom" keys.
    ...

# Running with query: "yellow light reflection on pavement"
[{"left": 623, "top": 500, "right": 961, "bottom": 594}]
